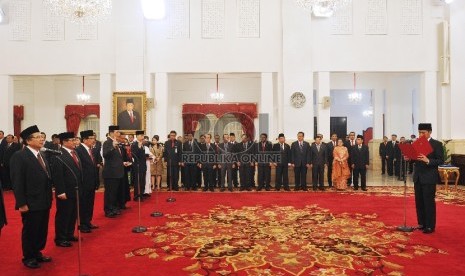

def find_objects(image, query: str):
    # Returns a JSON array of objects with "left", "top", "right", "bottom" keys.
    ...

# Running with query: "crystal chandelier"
[
  {"left": 348, "top": 73, "right": 362, "bottom": 103},
  {"left": 210, "top": 74, "right": 224, "bottom": 101},
  {"left": 296, "top": 0, "right": 351, "bottom": 17},
  {"left": 44, "top": 0, "right": 112, "bottom": 25},
  {"left": 363, "top": 108, "right": 373, "bottom": 117},
  {"left": 77, "top": 76, "right": 91, "bottom": 103}
]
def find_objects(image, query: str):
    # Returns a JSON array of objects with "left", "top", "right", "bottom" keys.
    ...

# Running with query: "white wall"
[{"left": 330, "top": 89, "right": 373, "bottom": 135}]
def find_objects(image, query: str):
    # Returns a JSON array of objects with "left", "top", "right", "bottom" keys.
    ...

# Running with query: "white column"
[
  {"left": 315, "top": 72, "right": 330, "bottom": 139},
  {"left": 419, "top": 71, "right": 438, "bottom": 130},
  {"left": 449, "top": 0, "right": 465, "bottom": 139},
  {"left": 0, "top": 76, "right": 14, "bottom": 134},
  {"left": 373, "top": 89, "right": 384, "bottom": 139},
  {"left": 154, "top": 73, "right": 168, "bottom": 138},
  {"left": 33, "top": 77, "right": 56, "bottom": 136},
  {"left": 260, "top": 72, "right": 275, "bottom": 138},
  {"left": 145, "top": 73, "right": 154, "bottom": 135},
  {"left": 99, "top": 74, "right": 114, "bottom": 140},
  {"left": 282, "top": 0, "right": 313, "bottom": 138}
]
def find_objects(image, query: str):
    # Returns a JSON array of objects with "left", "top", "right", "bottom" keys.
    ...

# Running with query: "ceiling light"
[{"left": 141, "top": 0, "right": 166, "bottom": 20}]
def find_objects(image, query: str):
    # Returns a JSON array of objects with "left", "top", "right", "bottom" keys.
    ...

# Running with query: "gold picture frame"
[{"left": 113, "top": 92, "right": 147, "bottom": 134}]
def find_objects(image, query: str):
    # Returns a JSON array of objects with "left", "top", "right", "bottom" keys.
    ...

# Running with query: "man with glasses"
[{"left": 10, "top": 125, "right": 53, "bottom": 269}]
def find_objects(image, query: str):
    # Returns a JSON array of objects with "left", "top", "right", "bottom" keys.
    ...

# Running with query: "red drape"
[
  {"left": 182, "top": 103, "right": 257, "bottom": 139},
  {"left": 13, "top": 105, "right": 24, "bottom": 138},
  {"left": 65, "top": 105, "right": 100, "bottom": 135},
  {"left": 363, "top": 127, "right": 373, "bottom": 145}
]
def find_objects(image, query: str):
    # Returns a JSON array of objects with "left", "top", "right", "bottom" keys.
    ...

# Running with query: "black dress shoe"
[
  {"left": 313, "top": 188, "right": 318, "bottom": 191},
  {"left": 209, "top": 188, "right": 214, "bottom": 192},
  {"left": 275, "top": 188, "right": 281, "bottom": 191},
  {"left": 143, "top": 193, "right": 151, "bottom": 197},
  {"left": 362, "top": 188, "right": 368, "bottom": 191},
  {"left": 78, "top": 226, "right": 92, "bottom": 233},
  {"left": 422, "top": 228, "right": 434, "bottom": 234},
  {"left": 284, "top": 187, "right": 291, "bottom": 191},
  {"left": 302, "top": 188, "right": 308, "bottom": 191},
  {"left": 416, "top": 225, "right": 424, "bottom": 230},
  {"left": 228, "top": 188, "right": 233, "bottom": 192},
  {"left": 68, "top": 236, "right": 80, "bottom": 242},
  {"left": 56, "top": 241, "right": 72, "bottom": 247},
  {"left": 36, "top": 255, "right": 52, "bottom": 263},
  {"left": 318, "top": 187, "right": 325, "bottom": 191},
  {"left": 89, "top": 224, "right": 99, "bottom": 229},
  {"left": 23, "top": 259, "right": 40, "bottom": 269},
  {"left": 294, "top": 187, "right": 301, "bottom": 191},
  {"left": 265, "top": 187, "right": 271, "bottom": 191},
  {"left": 105, "top": 213, "right": 117, "bottom": 218}
]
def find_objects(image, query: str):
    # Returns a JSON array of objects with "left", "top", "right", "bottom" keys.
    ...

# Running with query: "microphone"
[{"left": 40, "top": 147, "right": 62, "bottom": 155}]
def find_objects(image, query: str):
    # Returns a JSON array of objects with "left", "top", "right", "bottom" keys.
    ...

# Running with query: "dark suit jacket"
[
  {"left": 164, "top": 139, "right": 183, "bottom": 165},
  {"left": 1, "top": 142, "right": 21, "bottom": 167},
  {"left": 51, "top": 148, "right": 83, "bottom": 199},
  {"left": 379, "top": 142, "right": 388, "bottom": 157},
  {"left": 10, "top": 148, "right": 53, "bottom": 210},
  {"left": 290, "top": 141, "right": 311, "bottom": 167},
  {"left": 310, "top": 143, "right": 327, "bottom": 166},
  {"left": 102, "top": 137, "right": 125, "bottom": 179},
  {"left": 386, "top": 141, "right": 399, "bottom": 159},
  {"left": 76, "top": 145, "right": 99, "bottom": 190},
  {"left": 131, "top": 142, "right": 147, "bottom": 173},
  {"left": 273, "top": 143, "right": 291, "bottom": 165},
  {"left": 256, "top": 141, "right": 273, "bottom": 166},
  {"left": 326, "top": 141, "right": 337, "bottom": 162},
  {"left": 0, "top": 138, "right": 7, "bottom": 163},
  {"left": 235, "top": 141, "right": 255, "bottom": 165},
  {"left": 0, "top": 188, "right": 6, "bottom": 231},
  {"left": 351, "top": 145, "right": 370, "bottom": 169},
  {"left": 117, "top": 110, "right": 141, "bottom": 130},
  {"left": 413, "top": 138, "right": 444, "bottom": 184},
  {"left": 183, "top": 140, "right": 199, "bottom": 165},
  {"left": 199, "top": 143, "right": 218, "bottom": 167}
]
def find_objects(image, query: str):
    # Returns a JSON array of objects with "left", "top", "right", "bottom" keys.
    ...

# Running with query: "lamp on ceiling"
[
  {"left": 44, "top": 0, "right": 112, "bottom": 25},
  {"left": 76, "top": 76, "right": 91, "bottom": 103},
  {"left": 210, "top": 74, "right": 224, "bottom": 101},
  {"left": 348, "top": 73, "right": 362, "bottom": 103},
  {"left": 141, "top": 0, "right": 166, "bottom": 20},
  {"left": 0, "top": 7, "right": 6, "bottom": 24},
  {"left": 295, "top": 0, "right": 351, "bottom": 17}
]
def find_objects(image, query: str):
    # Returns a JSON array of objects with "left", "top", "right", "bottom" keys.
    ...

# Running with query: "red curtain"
[
  {"left": 363, "top": 127, "right": 373, "bottom": 145},
  {"left": 182, "top": 103, "right": 257, "bottom": 138},
  {"left": 64, "top": 105, "right": 100, "bottom": 135},
  {"left": 13, "top": 105, "right": 24, "bottom": 138}
]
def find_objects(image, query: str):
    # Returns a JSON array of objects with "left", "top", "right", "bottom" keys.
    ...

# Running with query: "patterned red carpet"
[{"left": 1, "top": 187, "right": 465, "bottom": 275}]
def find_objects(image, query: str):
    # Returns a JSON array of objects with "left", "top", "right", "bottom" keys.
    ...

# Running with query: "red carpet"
[{"left": 0, "top": 188, "right": 464, "bottom": 275}]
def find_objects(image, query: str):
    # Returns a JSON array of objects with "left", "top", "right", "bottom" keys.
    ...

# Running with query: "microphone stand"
[
  {"left": 55, "top": 156, "right": 88, "bottom": 276},
  {"left": 397, "top": 152, "right": 414, "bottom": 232},
  {"left": 166, "top": 145, "right": 176, "bottom": 203},
  {"left": 131, "top": 153, "right": 147, "bottom": 233},
  {"left": 151, "top": 149, "right": 163, "bottom": 217}
]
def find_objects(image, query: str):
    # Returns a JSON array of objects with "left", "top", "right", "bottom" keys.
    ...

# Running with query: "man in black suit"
[
  {"left": 379, "top": 136, "right": 388, "bottom": 175},
  {"left": 343, "top": 131, "right": 356, "bottom": 185},
  {"left": 256, "top": 133, "right": 273, "bottom": 191},
  {"left": 386, "top": 134, "right": 399, "bottom": 177},
  {"left": 351, "top": 135, "right": 369, "bottom": 191},
  {"left": 310, "top": 136, "right": 327, "bottom": 191},
  {"left": 326, "top": 133, "right": 338, "bottom": 188},
  {"left": 75, "top": 130, "right": 99, "bottom": 233},
  {"left": 412, "top": 123, "right": 444, "bottom": 234},
  {"left": 1, "top": 134, "right": 21, "bottom": 190},
  {"left": 182, "top": 133, "right": 198, "bottom": 191},
  {"left": 229, "top": 133, "right": 239, "bottom": 188},
  {"left": 117, "top": 98, "right": 142, "bottom": 130},
  {"left": 0, "top": 130, "right": 7, "bottom": 188},
  {"left": 102, "top": 126, "right": 126, "bottom": 218},
  {"left": 199, "top": 134, "right": 218, "bottom": 192},
  {"left": 11, "top": 125, "right": 53, "bottom": 269},
  {"left": 218, "top": 134, "right": 233, "bottom": 191},
  {"left": 236, "top": 134, "right": 255, "bottom": 191},
  {"left": 213, "top": 134, "right": 222, "bottom": 187},
  {"left": 164, "top": 130, "right": 182, "bottom": 191},
  {"left": 273, "top": 133, "right": 291, "bottom": 191},
  {"left": 131, "top": 131, "right": 147, "bottom": 201},
  {"left": 0, "top": 186, "right": 6, "bottom": 234},
  {"left": 51, "top": 132, "right": 83, "bottom": 248},
  {"left": 291, "top": 132, "right": 311, "bottom": 191}
]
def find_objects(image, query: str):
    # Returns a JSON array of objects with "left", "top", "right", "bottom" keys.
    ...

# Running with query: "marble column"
[
  {"left": 154, "top": 73, "right": 168, "bottom": 137},
  {"left": 315, "top": 72, "right": 330, "bottom": 139},
  {"left": 260, "top": 72, "right": 275, "bottom": 138},
  {"left": 99, "top": 74, "right": 115, "bottom": 140}
]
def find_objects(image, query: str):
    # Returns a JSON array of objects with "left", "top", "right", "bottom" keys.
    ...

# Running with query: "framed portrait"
[{"left": 113, "top": 92, "right": 147, "bottom": 134}]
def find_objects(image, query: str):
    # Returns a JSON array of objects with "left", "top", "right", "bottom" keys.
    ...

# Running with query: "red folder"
[{"left": 398, "top": 136, "right": 433, "bottom": 160}]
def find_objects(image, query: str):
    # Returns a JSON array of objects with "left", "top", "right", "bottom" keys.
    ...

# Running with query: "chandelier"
[
  {"left": 348, "top": 73, "right": 362, "bottom": 103},
  {"left": 363, "top": 107, "right": 373, "bottom": 117},
  {"left": 44, "top": 0, "right": 112, "bottom": 25},
  {"left": 77, "top": 76, "right": 91, "bottom": 103},
  {"left": 295, "top": 0, "right": 351, "bottom": 17},
  {"left": 210, "top": 74, "right": 224, "bottom": 101}
]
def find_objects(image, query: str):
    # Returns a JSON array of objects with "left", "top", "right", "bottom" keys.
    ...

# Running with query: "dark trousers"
[
  {"left": 381, "top": 156, "right": 387, "bottom": 174},
  {"left": 196, "top": 167, "right": 202, "bottom": 188},
  {"left": 250, "top": 166, "right": 256, "bottom": 187},
  {"left": 133, "top": 169, "right": 146, "bottom": 198},
  {"left": 239, "top": 164, "right": 252, "bottom": 190},
  {"left": 220, "top": 163, "right": 233, "bottom": 189},
  {"left": 79, "top": 188, "right": 96, "bottom": 227},
  {"left": 414, "top": 181, "right": 436, "bottom": 229},
  {"left": 257, "top": 165, "right": 271, "bottom": 189},
  {"left": 232, "top": 166, "right": 239, "bottom": 187},
  {"left": 327, "top": 160, "right": 333, "bottom": 187},
  {"left": 167, "top": 165, "right": 179, "bottom": 190},
  {"left": 118, "top": 171, "right": 130, "bottom": 208},
  {"left": 312, "top": 164, "right": 325, "bottom": 188},
  {"left": 21, "top": 209, "right": 50, "bottom": 260},
  {"left": 0, "top": 166, "right": 12, "bottom": 189},
  {"left": 214, "top": 167, "right": 221, "bottom": 187},
  {"left": 202, "top": 166, "right": 215, "bottom": 190},
  {"left": 104, "top": 177, "right": 122, "bottom": 214},
  {"left": 55, "top": 198, "right": 77, "bottom": 242},
  {"left": 388, "top": 157, "right": 397, "bottom": 176},
  {"left": 353, "top": 168, "right": 367, "bottom": 189},
  {"left": 294, "top": 166, "right": 308, "bottom": 189},
  {"left": 275, "top": 165, "right": 289, "bottom": 190},
  {"left": 184, "top": 164, "right": 197, "bottom": 190}
]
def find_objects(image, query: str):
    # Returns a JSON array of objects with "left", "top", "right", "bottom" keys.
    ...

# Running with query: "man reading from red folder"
[{"left": 412, "top": 123, "right": 443, "bottom": 234}]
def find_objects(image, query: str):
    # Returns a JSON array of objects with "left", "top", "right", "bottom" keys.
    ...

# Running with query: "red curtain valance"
[
  {"left": 65, "top": 105, "right": 100, "bottom": 135},
  {"left": 13, "top": 105, "right": 24, "bottom": 138},
  {"left": 182, "top": 103, "right": 257, "bottom": 139}
]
